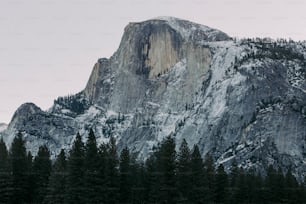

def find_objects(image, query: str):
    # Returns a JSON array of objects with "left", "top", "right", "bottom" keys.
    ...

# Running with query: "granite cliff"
[{"left": 1, "top": 17, "right": 306, "bottom": 178}]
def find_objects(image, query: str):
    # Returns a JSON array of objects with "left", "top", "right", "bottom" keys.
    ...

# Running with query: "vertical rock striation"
[{"left": 2, "top": 17, "right": 306, "bottom": 178}]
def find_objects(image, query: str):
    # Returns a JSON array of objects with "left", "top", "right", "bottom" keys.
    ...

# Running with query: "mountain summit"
[
  {"left": 84, "top": 17, "right": 230, "bottom": 109},
  {"left": 1, "top": 17, "right": 306, "bottom": 178}
]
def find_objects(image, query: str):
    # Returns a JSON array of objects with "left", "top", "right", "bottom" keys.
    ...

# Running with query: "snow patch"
[
  {"left": 75, "top": 106, "right": 102, "bottom": 122},
  {"left": 151, "top": 16, "right": 228, "bottom": 41},
  {"left": 106, "top": 110, "right": 118, "bottom": 117},
  {"left": 218, "top": 155, "right": 236, "bottom": 164}
]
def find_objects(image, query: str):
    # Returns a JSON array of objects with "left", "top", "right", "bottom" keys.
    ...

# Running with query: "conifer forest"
[{"left": 1, "top": 129, "right": 306, "bottom": 204}]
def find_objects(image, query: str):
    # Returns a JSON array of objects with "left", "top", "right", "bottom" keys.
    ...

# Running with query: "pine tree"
[
  {"left": 94, "top": 143, "right": 109, "bottom": 203},
  {"left": 10, "top": 132, "right": 30, "bottom": 204},
  {"left": 177, "top": 139, "right": 191, "bottom": 202},
  {"left": 302, "top": 176, "right": 306, "bottom": 202},
  {"left": 252, "top": 172, "right": 264, "bottom": 204},
  {"left": 229, "top": 159, "right": 239, "bottom": 203},
  {"left": 158, "top": 135, "right": 177, "bottom": 204},
  {"left": 266, "top": 165, "right": 279, "bottom": 203},
  {"left": 106, "top": 136, "right": 119, "bottom": 203},
  {"left": 245, "top": 169, "right": 263, "bottom": 204},
  {"left": 145, "top": 150, "right": 160, "bottom": 203},
  {"left": 45, "top": 149, "right": 67, "bottom": 204},
  {"left": 215, "top": 164, "right": 228, "bottom": 203},
  {"left": 235, "top": 167, "right": 247, "bottom": 204},
  {"left": 119, "top": 146, "right": 131, "bottom": 203},
  {"left": 190, "top": 145, "right": 206, "bottom": 203},
  {"left": 84, "top": 129, "right": 100, "bottom": 203},
  {"left": 26, "top": 151, "right": 35, "bottom": 203},
  {"left": 275, "top": 167, "right": 285, "bottom": 203},
  {"left": 204, "top": 153, "right": 215, "bottom": 202},
  {"left": 130, "top": 156, "right": 146, "bottom": 204},
  {"left": 285, "top": 167, "right": 299, "bottom": 203},
  {"left": 0, "top": 138, "right": 11, "bottom": 204},
  {"left": 66, "top": 133, "right": 85, "bottom": 204},
  {"left": 32, "top": 145, "right": 52, "bottom": 203}
]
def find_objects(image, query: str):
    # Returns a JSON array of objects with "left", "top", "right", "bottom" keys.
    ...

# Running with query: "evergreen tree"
[
  {"left": 229, "top": 159, "right": 239, "bottom": 186},
  {"left": 32, "top": 145, "right": 52, "bottom": 203},
  {"left": 190, "top": 145, "right": 206, "bottom": 203},
  {"left": 266, "top": 165, "right": 279, "bottom": 203},
  {"left": 119, "top": 146, "right": 131, "bottom": 203},
  {"left": 252, "top": 172, "right": 264, "bottom": 204},
  {"left": 130, "top": 157, "right": 146, "bottom": 204},
  {"left": 204, "top": 153, "right": 215, "bottom": 202},
  {"left": 84, "top": 129, "right": 100, "bottom": 203},
  {"left": 106, "top": 136, "right": 119, "bottom": 203},
  {"left": 158, "top": 135, "right": 177, "bottom": 204},
  {"left": 275, "top": 167, "right": 285, "bottom": 203},
  {"left": 45, "top": 149, "right": 67, "bottom": 204},
  {"left": 10, "top": 132, "right": 30, "bottom": 204},
  {"left": 297, "top": 181, "right": 305, "bottom": 204},
  {"left": 95, "top": 143, "right": 109, "bottom": 203},
  {"left": 177, "top": 139, "right": 191, "bottom": 202},
  {"left": 0, "top": 138, "right": 11, "bottom": 204},
  {"left": 27, "top": 151, "right": 35, "bottom": 203},
  {"left": 235, "top": 167, "right": 247, "bottom": 204},
  {"left": 215, "top": 164, "right": 228, "bottom": 203},
  {"left": 145, "top": 150, "right": 160, "bottom": 203},
  {"left": 285, "top": 167, "right": 299, "bottom": 203},
  {"left": 66, "top": 133, "right": 85, "bottom": 204},
  {"left": 4, "top": 129, "right": 306, "bottom": 204},
  {"left": 229, "top": 159, "right": 239, "bottom": 203},
  {"left": 244, "top": 169, "right": 260, "bottom": 204}
]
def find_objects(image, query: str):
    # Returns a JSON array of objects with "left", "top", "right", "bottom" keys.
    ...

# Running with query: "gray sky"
[{"left": 1, "top": 0, "right": 305, "bottom": 123}]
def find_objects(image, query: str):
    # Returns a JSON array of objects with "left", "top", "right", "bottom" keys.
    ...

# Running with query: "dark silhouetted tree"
[
  {"left": 215, "top": 164, "right": 228, "bottom": 203},
  {"left": 204, "top": 153, "right": 215, "bottom": 202},
  {"left": 66, "top": 133, "right": 85, "bottom": 204},
  {"left": 130, "top": 156, "right": 145, "bottom": 203},
  {"left": 177, "top": 139, "right": 191, "bottom": 202},
  {"left": 229, "top": 159, "right": 239, "bottom": 203},
  {"left": 235, "top": 167, "right": 247, "bottom": 204},
  {"left": 10, "top": 132, "right": 31, "bottom": 204},
  {"left": 95, "top": 143, "right": 109, "bottom": 202},
  {"left": 285, "top": 167, "right": 299, "bottom": 203},
  {"left": 0, "top": 138, "right": 11, "bottom": 203},
  {"left": 158, "top": 135, "right": 177, "bottom": 204},
  {"left": 33, "top": 145, "right": 52, "bottom": 203},
  {"left": 145, "top": 149, "right": 160, "bottom": 203},
  {"left": 106, "top": 136, "right": 119, "bottom": 203},
  {"left": 45, "top": 149, "right": 67, "bottom": 204},
  {"left": 84, "top": 129, "right": 100, "bottom": 203},
  {"left": 190, "top": 145, "right": 206, "bottom": 203},
  {"left": 119, "top": 146, "right": 131, "bottom": 203}
]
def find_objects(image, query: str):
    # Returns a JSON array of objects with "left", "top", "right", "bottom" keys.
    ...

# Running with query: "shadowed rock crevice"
[{"left": 2, "top": 17, "right": 306, "bottom": 179}]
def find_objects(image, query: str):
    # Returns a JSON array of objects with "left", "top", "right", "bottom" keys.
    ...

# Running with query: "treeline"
[
  {"left": 1, "top": 131, "right": 306, "bottom": 204},
  {"left": 54, "top": 93, "right": 90, "bottom": 115},
  {"left": 233, "top": 37, "right": 306, "bottom": 69}
]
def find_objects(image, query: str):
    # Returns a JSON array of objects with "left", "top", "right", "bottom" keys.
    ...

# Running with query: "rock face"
[
  {"left": 83, "top": 17, "right": 228, "bottom": 113},
  {"left": 0, "top": 123, "right": 7, "bottom": 132},
  {"left": 1, "top": 17, "right": 306, "bottom": 178}
]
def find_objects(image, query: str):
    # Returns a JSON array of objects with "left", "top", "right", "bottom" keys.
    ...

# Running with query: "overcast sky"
[{"left": 0, "top": 0, "right": 305, "bottom": 123}]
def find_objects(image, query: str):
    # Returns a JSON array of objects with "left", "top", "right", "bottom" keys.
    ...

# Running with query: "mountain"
[
  {"left": 0, "top": 123, "right": 7, "bottom": 132},
  {"left": 1, "top": 17, "right": 306, "bottom": 177}
]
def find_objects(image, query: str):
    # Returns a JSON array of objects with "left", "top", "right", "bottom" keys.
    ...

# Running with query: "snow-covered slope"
[
  {"left": 0, "top": 123, "right": 7, "bottom": 132},
  {"left": 1, "top": 17, "right": 306, "bottom": 178}
]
